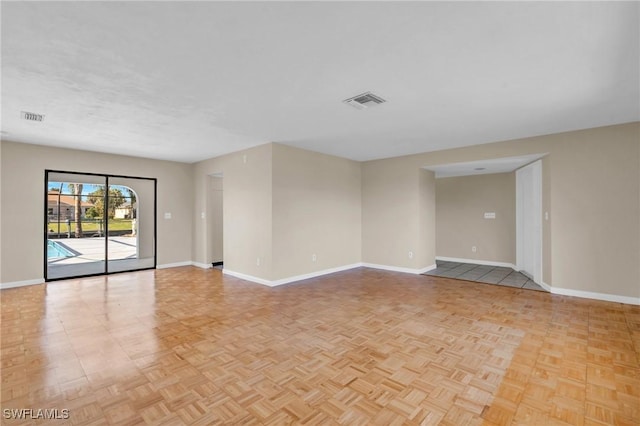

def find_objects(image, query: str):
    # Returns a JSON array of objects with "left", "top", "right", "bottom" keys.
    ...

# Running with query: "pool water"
[{"left": 47, "top": 240, "right": 74, "bottom": 259}]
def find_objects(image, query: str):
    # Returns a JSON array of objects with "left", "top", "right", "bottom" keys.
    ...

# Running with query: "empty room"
[{"left": 1, "top": 2, "right": 639, "bottom": 425}]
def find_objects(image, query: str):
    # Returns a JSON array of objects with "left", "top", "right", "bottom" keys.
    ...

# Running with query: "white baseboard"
[
  {"left": 1, "top": 278, "right": 45, "bottom": 290},
  {"left": 158, "top": 261, "right": 212, "bottom": 270},
  {"left": 550, "top": 287, "right": 639, "bottom": 306},
  {"left": 435, "top": 256, "right": 516, "bottom": 269},
  {"left": 420, "top": 264, "right": 438, "bottom": 274},
  {"left": 5, "top": 264, "right": 636, "bottom": 306},
  {"left": 524, "top": 280, "right": 638, "bottom": 306},
  {"left": 538, "top": 281, "right": 552, "bottom": 292},
  {"left": 272, "top": 263, "right": 363, "bottom": 286},
  {"left": 361, "top": 262, "right": 437, "bottom": 275},
  {"left": 222, "top": 269, "right": 273, "bottom": 286},
  {"left": 156, "top": 261, "right": 193, "bottom": 269},
  {"left": 223, "top": 263, "right": 363, "bottom": 287}
]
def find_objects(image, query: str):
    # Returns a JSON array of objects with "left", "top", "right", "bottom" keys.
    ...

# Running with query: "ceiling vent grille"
[
  {"left": 343, "top": 92, "right": 386, "bottom": 109},
  {"left": 21, "top": 111, "right": 45, "bottom": 122}
]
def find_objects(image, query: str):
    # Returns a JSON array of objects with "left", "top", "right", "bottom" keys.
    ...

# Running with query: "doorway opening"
[
  {"left": 424, "top": 155, "right": 546, "bottom": 291},
  {"left": 45, "top": 170, "right": 157, "bottom": 281},
  {"left": 208, "top": 173, "right": 223, "bottom": 269}
]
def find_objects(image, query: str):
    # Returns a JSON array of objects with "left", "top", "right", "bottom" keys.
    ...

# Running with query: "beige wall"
[
  {"left": 271, "top": 144, "right": 361, "bottom": 280},
  {"left": 3, "top": 122, "right": 638, "bottom": 300},
  {"left": 192, "top": 143, "right": 273, "bottom": 280},
  {"left": 362, "top": 157, "right": 436, "bottom": 270},
  {"left": 207, "top": 176, "right": 223, "bottom": 264},
  {"left": 193, "top": 143, "right": 361, "bottom": 281},
  {"left": 548, "top": 124, "right": 639, "bottom": 298},
  {"left": 0, "top": 141, "right": 3, "bottom": 282},
  {"left": 362, "top": 122, "right": 639, "bottom": 299},
  {"left": 418, "top": 169, "right": 437, "bottom": 268},
  {"left": 436, "top": 172, "right": 516, "bottom": 264},
  {"left": 0, "top": 141, "right": 193, "bottom": 284},
  {"left": 226, "top": 145, "right": 273, "bottom": 279}
]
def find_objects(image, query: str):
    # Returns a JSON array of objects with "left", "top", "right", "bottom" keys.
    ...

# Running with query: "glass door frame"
[{"left": 44, "top": 169, "right": 157, "bottom": 281}]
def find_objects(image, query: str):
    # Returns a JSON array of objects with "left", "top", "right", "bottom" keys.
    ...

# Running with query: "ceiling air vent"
[
  {"left": 343, "top": 92, "right": 386, "bottom": 110},
  {"left": 21, "top": 111, "right": 45, "bottom": 122}
]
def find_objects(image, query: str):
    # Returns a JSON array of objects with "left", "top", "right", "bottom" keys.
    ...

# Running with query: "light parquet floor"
[{"left": 1, "top": 267, "right": 638, "bottom": 425}]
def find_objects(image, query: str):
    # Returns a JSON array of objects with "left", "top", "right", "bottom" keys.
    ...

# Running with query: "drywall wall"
[
  {"left": 5, "top": 122, "right": 635, "bottom": 301},
  {"left": 0, "top": 141, "right": 193, "bottom": 284},
  {"left": 193, "top": 143, "right": 361, "bottom": 282},
  {"left": 436, "top": 172, "right": 516, "bottom": 264},
  {"left": 192, "top": 143, "right": 273, "bottom": 280},
  {"left": 220, "top": 145, "right": 273, "bottom": 279},
  {"left": 364, "top": 151, "right": 552, "bottom": 284},
  {"left": 362, "top": 157, "right": 436, "bottom": 271},
  {"left": 548, "top": 124, "right": 639, "bottom": 299},
  {"left": 362, "top": 122, "right": 639, "bottom": 300},
  {"left": 418, "top": 168, "right": 437, "bottom": 269},
  {"left": 0, "top": 141, "right": 3, "bottom": 283},
  {"left": 271, "top": 144, "right": 361, "bottom": 280},
  {"left": 207, "top": 176, "right": 223, "bottom": 264}
]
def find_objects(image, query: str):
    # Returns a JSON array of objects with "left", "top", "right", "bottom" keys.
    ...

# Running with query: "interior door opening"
[
  {"left": 427, "top": 155, "right": 546, "bottom": 291},
  {"left": 208, "top": 174, "right": 223, "bottom": 269}
]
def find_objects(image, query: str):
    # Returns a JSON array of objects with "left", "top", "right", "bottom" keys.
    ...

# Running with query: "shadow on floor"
[{"left": 424, "top": 260, "right": 548, "bottom": 292}]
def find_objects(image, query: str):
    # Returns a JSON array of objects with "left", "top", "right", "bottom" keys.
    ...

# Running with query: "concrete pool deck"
[
  {"left": 48, "top": 236, "right": 137, "bottom": 264},
  {"left": 47, "top": 236, "right": 154, "bottom": 279}
]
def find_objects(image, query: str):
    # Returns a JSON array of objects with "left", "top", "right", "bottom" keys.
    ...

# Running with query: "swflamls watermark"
[{"left": 3, "top": 408, "right": 70, "bottom": 420}]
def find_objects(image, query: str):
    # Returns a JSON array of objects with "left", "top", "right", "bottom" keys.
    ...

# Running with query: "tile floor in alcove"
[{"left": 424, "top": 260, "right": 547, "bottom": 292}]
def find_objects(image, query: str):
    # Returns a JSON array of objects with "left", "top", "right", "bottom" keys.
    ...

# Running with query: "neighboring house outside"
[
  {"left": 114, "top": 203, "right": 133, "bottom": 219},
  {"left": 47, "top": 191, "right": 94, "bottom": 221}
]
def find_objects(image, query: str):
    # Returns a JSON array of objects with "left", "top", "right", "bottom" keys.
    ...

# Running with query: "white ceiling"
[
  {"left": 423, "top": 154, "right": 546, "bottom": 178},
  {"left": 1, "top": 1, "right": 638, "bottom": 163}
]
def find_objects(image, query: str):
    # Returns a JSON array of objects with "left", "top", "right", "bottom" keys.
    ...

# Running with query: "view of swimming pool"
[{"left": 47, "top": 240, "right": 74, "bottom": 259}]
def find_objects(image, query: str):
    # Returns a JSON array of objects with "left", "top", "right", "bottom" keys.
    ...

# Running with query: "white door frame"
[{"left": 516, "top": 160, "right": 543, "bottom": 283}]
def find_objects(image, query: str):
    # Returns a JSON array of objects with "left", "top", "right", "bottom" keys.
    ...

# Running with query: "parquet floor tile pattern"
[{"left": 1, "top": 267, "right": 638, "bottom": 425}]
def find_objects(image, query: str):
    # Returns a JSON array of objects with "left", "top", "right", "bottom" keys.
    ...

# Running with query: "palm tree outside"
[{"left": 71, "top": 183, "right": 83, "bottom": 238}]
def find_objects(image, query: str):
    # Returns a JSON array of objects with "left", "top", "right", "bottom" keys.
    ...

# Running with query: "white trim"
[
  {"left": 157, "top": 261, "right": 212, "bottom": 269},
  {"left": 222, "top": 269, "right": 273, "bottom": 286},
  {"left": 162, "top": 262, "right": 438, "bottom": 283},
  {"left": 271, "top": 263, "right": 363, "bottom": 286},
  {"left": 538, "top": 280, "right": 552, "bottom": 292},
  {"left": 156, "top": 261, "right": 193, "bottom": 269},
  {"left": 550, "top": 287, "right": 639, "bottom": 306},
  {"left": 5, "top": 266, "right": 636, "bottom": 306},
  {"left": 1, "top": 278, "right": 45, "bottom": 290},
  {"left": 419, "top": 264, "right": 438, "bottom": 274},
  {"left": 361, "top": 262, "right": 436, "bottom": 275},
  {"left": 223, "top": 263, "right": 363, "bottom": 287},
  {"left": 516, "top": 166, "right": 523, "bottom": 270},
  {"left": 516, "top": 160, "right": 543, "bottom": 284},
  {"left": 435, "top": 256, "right": 516, "bottom": 270}
]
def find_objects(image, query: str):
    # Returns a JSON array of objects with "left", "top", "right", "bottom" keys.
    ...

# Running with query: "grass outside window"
[{"left": 47, "top": 219, "right": 134, "bottom": 233}]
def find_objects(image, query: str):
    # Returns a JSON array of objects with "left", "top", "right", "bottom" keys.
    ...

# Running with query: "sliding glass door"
[
  {"left": 45, "top": 171, "right": 156, "bottom": 281},
  {"left": 107, "top": 177, "right": 155, "bottom": 273}
]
